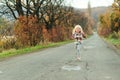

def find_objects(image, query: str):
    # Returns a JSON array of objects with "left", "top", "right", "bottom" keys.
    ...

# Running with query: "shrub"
[
  {"left": 118, "top": 30, "right": 120, "bottom": 39},
  {"left": 14, "top": 16, "right": 42, "bottom": 47},
  {"left": 108, "top": 31, "right": 119, "bottom": 39}
]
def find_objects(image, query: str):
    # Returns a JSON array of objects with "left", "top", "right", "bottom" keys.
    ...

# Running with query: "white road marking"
[{"left": 62, "top": 65, "right": 81, "bottom": 71}]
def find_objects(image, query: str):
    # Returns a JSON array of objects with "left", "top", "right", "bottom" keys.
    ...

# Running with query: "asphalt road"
[{"left": 0, "top": 33, "right": 120, "bottom": 80}]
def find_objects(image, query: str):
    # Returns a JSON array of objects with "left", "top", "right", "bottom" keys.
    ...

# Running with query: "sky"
[
  {"left": 0, "top": 0, "right": 114, "bottom": 9},
  {"left": 68, "top": 0, "right": 114, "bottom": 9}
]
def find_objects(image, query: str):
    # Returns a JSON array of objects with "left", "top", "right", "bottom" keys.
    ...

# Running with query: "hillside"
[{"left": 80, "top": 6, "right": 112, "bottom": 22}]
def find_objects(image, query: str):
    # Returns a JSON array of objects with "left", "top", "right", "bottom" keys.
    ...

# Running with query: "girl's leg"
[{"left": 76, "top": 44, "right": 81, "bottom": 60}]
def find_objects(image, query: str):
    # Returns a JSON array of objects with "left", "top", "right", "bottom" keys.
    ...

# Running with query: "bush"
[
  {"left": 118, "top": 30, "right": 120, "bottom": 39},
  {"left": 0, "top": 41, "right": 3, "bottom": 52},
  {"left": 108, "top": 31, "right": 119, "bottom": 39},
  {"left": 1, "top": 38, "right": 16, "bottom": 50},
  {"left": 42, "top": 25, "right": 72, "bottom": 43},
  {"left": 14, "top": 16, "right": 42, "bottom": 47}
]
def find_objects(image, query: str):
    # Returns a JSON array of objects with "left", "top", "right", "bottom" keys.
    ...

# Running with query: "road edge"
[{"left": 102, "top": 38, "right": 120, "bottom": 56}]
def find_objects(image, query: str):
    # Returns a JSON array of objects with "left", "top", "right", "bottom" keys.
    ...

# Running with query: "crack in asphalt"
[
  {"left": 85, "top": 61, "right": 89, "bottom": 70},
  {"left": 84, "top": 61, "right": 89, "bottom": 80}
]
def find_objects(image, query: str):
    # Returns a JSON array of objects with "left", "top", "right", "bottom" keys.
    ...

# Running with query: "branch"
[{"left": 6, "top": 2, "right": 17, "bottom": 19}]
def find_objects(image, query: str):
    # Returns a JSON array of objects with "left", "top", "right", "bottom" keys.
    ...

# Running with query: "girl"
[{"left": 72, "top": 25, "right": 86, "bottom": 60}]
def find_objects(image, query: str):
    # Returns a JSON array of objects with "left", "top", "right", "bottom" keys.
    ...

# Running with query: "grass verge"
[
  {"left": 0, "top": 40, "right": 73, "bottom": 59},
  {"left": 104, "top": 38, "right": 120, "bottom": 49}
]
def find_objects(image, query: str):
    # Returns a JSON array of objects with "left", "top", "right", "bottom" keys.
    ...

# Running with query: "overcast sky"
[{"left": 67, "top": 0, "right": 114, "bottom": 8}]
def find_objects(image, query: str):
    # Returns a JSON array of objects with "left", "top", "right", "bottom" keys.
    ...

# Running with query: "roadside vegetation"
[
  {"left": 0, "top": 0, "right": 94, "bottom": 58},
  {"left": 0, "top": 40, "right": 72, "bottom": 59},
  {"left": 98, "top": 0, "right": 120, "bottom": 49},
  {"left": 105, "top": 34, "right": 120, "bottom": 49}
]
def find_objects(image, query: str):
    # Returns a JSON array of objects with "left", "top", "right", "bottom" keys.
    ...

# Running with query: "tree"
[
  {"left": 0, "top": 18, "right": 13, "bottom": 36},
  {"left": 1, "top": 0, "right": 73, "bottom": 30},
  {"left": 88, "top": 1, "right": 92, "bottom": 16},
  {"left": 40, "top": 0, "right": 67, "bottom": 29},
  {"left": 98, "top": 11, "right": 111, "bottom": 36},
  {"left": 111, "top": 0, "right": 120, "bottom": 32}
]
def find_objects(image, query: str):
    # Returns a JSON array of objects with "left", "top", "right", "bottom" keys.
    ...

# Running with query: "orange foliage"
[
  {"left": 14, "top": 15, "right": 72, "bottom": 48},
  {"left": 14, "top": 16, "right": 42, "bottom": 47},
  {"left": 98, "top": 26, "right": 111, "bottom": 37},
  {"left": 42, "top": 26, "right": 51, "bottom": 43},
  {"left": 98, "top": 11, "right": 112, "bottom": 37},
  {"left": 41, "top": 26, "right": 72, "bottom": 42}
]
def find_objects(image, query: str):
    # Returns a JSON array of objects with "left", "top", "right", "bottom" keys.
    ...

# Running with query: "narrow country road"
[{"left": 0, "top": 33, "right": 120, "bottom": 80}]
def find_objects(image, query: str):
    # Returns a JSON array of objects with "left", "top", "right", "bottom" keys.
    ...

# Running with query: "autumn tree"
[
  {"left": 111, "top": 0, "right": 120, "bottom": 32},
  {"left": 98, "top": 0, "right": 120, "bottom": 38},
  {"left": 98, "top": 11, "right": 111, "bottom": 36},
  {"left": 14, "top": 16, "right": 42, "bottom": 47},
  {"left": 0, "top": 0, "right": 72, "bottom": 29},
  {"left": 0, "top": 0, "right": 95, "bottom": 48}
]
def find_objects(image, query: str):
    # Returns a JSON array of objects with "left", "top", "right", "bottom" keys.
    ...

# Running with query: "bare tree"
[
  {"left": 1, "top": 0, "right": 46, "bottom": 19},
  {"left": 1, "top": 0, "right": 73, "bottom": 29},
  {"left": 40, "top": 0, "right": 68, "bottom": 29}
]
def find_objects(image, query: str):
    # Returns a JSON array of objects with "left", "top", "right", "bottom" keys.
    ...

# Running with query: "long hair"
[{"left": 72, "top": 25, "right": 83, "bottom": 34}]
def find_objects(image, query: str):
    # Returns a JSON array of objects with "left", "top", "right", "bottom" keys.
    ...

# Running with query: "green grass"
[
  {"left": 0, "top": 40, "right": 73, "bottom": 59},
  {"left": 104, "top": 37, "right": 120, "bottom": 49}
]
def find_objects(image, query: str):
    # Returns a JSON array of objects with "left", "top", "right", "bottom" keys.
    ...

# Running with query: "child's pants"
[{"left": 75, "top": 42, "right": 82, "bottom": 58}]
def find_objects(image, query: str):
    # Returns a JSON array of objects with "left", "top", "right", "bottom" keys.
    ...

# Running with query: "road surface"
[{"left": 0, "top": 33, "right": 120, "bottom": 80}]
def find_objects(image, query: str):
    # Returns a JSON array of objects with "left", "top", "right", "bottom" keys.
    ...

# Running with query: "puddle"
[
  {"left": 62, "top": 65, "right": 81, "bottom": 71},
  {"left": 87, "top": 43, "right": 96, "bottom": 45},
  {"left": 104, "top": 76, "right": 111, "bottom": 79},
  {"left": 0, "top": 71, "right": 3, "bottom": 74},
  {"left": 84, "top": 46, "right": 95, "bottom": 49}
]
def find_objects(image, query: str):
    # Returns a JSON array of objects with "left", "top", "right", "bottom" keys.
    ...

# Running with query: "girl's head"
[{"left": 72, "top": 25, "right": 83, "bottom": 34}]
